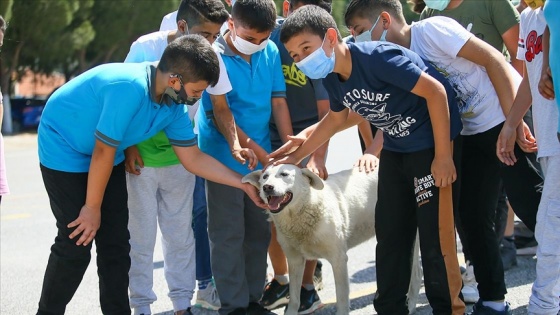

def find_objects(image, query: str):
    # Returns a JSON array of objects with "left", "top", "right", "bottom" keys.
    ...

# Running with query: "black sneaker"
[
  {"left": 500, "top": 237, "right": 517, "bottom": 271},
  {"left": 260, "top": 279, "right": 289, "bottom": 310},
  {"left": 313, "top": 260, "right": 324, "bottom": 291},
  {"left": 248, "top": 302, "right": 276, "bottom": 315},
  {"left": 297, "top": 287, "right": 323, "bottom": 314},
  {"left": 468, "top": 300, "right": 512, "bottom": 315}
]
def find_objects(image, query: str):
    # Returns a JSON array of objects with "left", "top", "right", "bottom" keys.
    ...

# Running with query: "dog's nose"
[{"left": 263, "top": 184, "right": 274, "bottom": 193}]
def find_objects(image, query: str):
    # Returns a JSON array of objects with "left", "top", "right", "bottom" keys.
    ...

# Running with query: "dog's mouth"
[{"left": 266, "top": 192, "right": 293, "bottom": 213}]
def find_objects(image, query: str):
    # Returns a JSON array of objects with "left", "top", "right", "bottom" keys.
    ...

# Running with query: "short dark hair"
[
  {"left": 158, "top": 35, "right": 219, "bottom": 87},
  {"left": 0, "top": 15, "right": 6, "bottom": 32},
  {"left": 280, "top": 5, "right": 342, "bottom": 44},
  {"left": 345, "top": 0, "right": 406, "bottom": 27},
  {"left": 290, "top": 0, "right": 333, "bottom": 13},
  {"left": 232, "top": 0, "right": 277, "bottom": 33},
  {"left": 177, "top": 0, "right": 230, "bottom": 27}
]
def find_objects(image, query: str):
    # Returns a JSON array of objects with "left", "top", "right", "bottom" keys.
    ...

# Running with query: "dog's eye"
[
  {"left": 262, "top": 174, "right": 269, "bottom": 180},
  {"left": 280, "top": 172, "right": 288, "bottom": 177}
]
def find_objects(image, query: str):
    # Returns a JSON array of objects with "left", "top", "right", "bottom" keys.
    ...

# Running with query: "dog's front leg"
[
  {"left": 285, "top": 251, "right": 306, "bottom": 315},
  {"left": 328, "top": 251, "right": 350, "bottom": 315}
]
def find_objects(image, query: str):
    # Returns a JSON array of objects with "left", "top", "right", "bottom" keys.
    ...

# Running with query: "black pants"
[
  {"left": 374, "top": 147, "right": 465, "bottom": 315},
  {"left": 37, "top": 163, "right": 131, "bottom": 315}
]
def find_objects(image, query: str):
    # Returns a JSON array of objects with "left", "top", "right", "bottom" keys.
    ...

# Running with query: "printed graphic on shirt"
[
  {"left": 429, "top": 63, "right": 482, "bottom": 119},
  {"left": 342, "top": 89, "right": 416, "bottom": 138},
  {"left": 283, "top": 62, "right": 307, "bottom": 87},
  {"left": 519, "top": 30, "right": 543, "bottom": 62},
  {"left": 414, "top": 174, "right": 435, "bottom": 207}
]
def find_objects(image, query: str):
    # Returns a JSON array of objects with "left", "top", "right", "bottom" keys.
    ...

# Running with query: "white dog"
[{"left": 243, "top": 164, "right": 421, "bottom": 315}]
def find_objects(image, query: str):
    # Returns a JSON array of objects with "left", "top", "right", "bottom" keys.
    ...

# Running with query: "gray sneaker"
[{"left": 195, "top": 280, "right": 221, "bottom": 311}]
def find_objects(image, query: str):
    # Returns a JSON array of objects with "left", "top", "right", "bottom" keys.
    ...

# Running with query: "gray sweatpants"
[
  {"left": 529, "top": 155, "right": 560, "bottom": 315},
  {"left": 127, "top": 164, "right": 196, "bottom": 315},
  {"left": 206, "top": 180, "right": 271, "bottom": 315}
]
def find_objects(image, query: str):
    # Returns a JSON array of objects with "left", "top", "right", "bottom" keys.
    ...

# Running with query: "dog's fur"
[{"left": 243, "top": 164, "right": 421, "bottom": 315}]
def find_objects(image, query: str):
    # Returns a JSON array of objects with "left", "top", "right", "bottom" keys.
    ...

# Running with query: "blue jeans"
[{"left": 193, "top": 176, "right": 212, "bottom": 281}]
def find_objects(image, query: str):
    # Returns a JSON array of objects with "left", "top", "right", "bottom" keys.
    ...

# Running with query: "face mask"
[
  {"left": 231, "top": 26, "right": 269, "bottom": 55},
  {"left": 295, "top": 35, "right": 335, "bottom": 80},
  {"left": 355, "top": 15, "right": 387, "bottom": 43},
  {"left": 164, "top": 75, "right": 200, "bottom": 105},
  {"left": 424, "top": 0, "right": 451, "bottom": 11},
  {"left": 525, "top": 0, "right": 545, "bottom": 9}
]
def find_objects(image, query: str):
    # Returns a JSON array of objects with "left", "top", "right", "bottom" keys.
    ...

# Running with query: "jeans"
[{"left": 192, "top": 176, "right": 213, "bottom": 281}]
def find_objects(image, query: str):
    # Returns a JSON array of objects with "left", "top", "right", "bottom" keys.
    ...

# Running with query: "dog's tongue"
[{"left": 267, "top": 196, "right": 284, "bottom": 211}]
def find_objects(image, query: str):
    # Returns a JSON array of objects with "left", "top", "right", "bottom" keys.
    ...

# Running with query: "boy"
[
  {"left": 123, "top": 1, "right": 236, "bottom": 314},
  {"left": 260, "top": 0, "right": 332, "bottom": 313},
  {"left": 195, "top": 0, "right": 292, "bottom": 314},
  {"left": 498, "top": 1, "right": 560, "bottom": 314},
  {"left": 273, "top": 5, "right": 465, "bottom": 315},
  {"left": 344, "top": 1, "right": 544, "bottom": 314},
  {"left": 36, "top": 35, "right": 266, "bottom": 315}
]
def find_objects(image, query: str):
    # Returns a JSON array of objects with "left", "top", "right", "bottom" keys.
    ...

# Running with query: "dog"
[{"left": 243, "top": 164, "right": 421, "bottom": 315}]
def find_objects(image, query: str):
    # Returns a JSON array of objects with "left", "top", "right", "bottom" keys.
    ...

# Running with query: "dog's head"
[{"left": 242, "top": 164, "right": 324, "bottom": 214}]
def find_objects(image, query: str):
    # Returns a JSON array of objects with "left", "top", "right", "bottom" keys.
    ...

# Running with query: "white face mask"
[{"left": 231, "top": 26, "right": 269, "bottom": 55}]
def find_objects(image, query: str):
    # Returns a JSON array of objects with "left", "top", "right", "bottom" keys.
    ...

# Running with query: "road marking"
[
  {"left": 1, "top": 213, "right": 32, "bottom": 221},
  {"left": 322, "top": 285, "right": 377, "bottom": 304}
]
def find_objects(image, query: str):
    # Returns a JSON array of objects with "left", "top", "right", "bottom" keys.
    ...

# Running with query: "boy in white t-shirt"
[
  {"left": 345, "top": 0, "right": 542, "bottom": 314},
  {"left": 498, "top": 1, "right": 560, "bottom": 314},
  {"left": 124, "top": 1, "right": 255, "bottom": 314}
]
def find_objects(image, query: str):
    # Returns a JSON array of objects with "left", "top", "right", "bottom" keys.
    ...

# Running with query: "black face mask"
[{"left": 164, "top": 75, "right": 200, "bottom": 105}]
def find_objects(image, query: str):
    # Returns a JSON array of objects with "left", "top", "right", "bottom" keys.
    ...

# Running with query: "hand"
[
  {"left": 267, "top": 134, "right": 306, "bottom": 160},
  {"left": 242, "top": 182, "right": 267, "bottom": 209},
  {"left": 231, "top": 147, "right": 258, "bottom": 170},
  {"left": 516, "top": 121, "right": 538, "bottom": 153},
  {"left": 305, "top": 154, "right": 328, "bottom": 180},
  {"left": 67, "top": 205, "right": 101, "bottom": 246},
  {"left": 124, "top": 146, "right": 143, "bottom": 175},
  {"left": 538, "top": 66, "right": 555, "bottom": 100},
  {"left": 354, "top": 153, "right": 379, "bottom": 174},
  {"left": 268, "top": 154, "right": 300, "bottom": 168},
  {"left": 496, "top": 124, "right": 518, "bottom": 165},
  {"left": 431, "top": 156, "right": 456, "bottom": 188}
]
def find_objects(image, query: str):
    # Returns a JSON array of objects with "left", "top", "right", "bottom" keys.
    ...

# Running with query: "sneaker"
[
  {"left": 248, "top": 302, "right": 276, "bottom": 315},
  {"left": 195, "top": 280, "right": 221, "bottom": 310},
  {"left": 461, "top": 261, "right": 480, "bottom": 304},
  {"left": 515, "top": 236, "right": 538, "bottom": 256},
  {"left": 296, "top": 287, "right": 323, "bottom": 314},
  {"left": 314, "top": 260, "right": 324, "bottom": 291},
  {"left": 260, "top": 279, "right": 289, "bottom": 310},
  {"left": 174, "top": 308, "right": 193, "bottom": 315},
  {"left": 469, "top": 300, "right": 512, "bottom": 315},
  {"left": 500, "top": 237, "right": 517, "bottom": 270}
]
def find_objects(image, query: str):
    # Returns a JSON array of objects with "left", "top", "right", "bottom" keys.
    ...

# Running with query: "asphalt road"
[{"left": 0, "top": 131, "right": 535, "bottom": 314}]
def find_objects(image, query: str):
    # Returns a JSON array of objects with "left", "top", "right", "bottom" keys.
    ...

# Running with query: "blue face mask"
[
  {"left": 295, "top": 35, "right": 335, "bottom": 80},
  {"left": 424, "top": 0, "right": 451, "bottom": 11},
  {"left": 354, "top": 15, "right": 387, "bottom": 43}
]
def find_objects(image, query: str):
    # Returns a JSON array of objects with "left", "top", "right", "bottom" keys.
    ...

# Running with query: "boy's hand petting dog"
[
  {"left": 354, "top": 153, "right": 379, "bottom": 174},
  {"left": 124, "top": 146, "right": 144, "bottom": 175},
  {"left": 68, "top": 205, "right": 101, "bottom": 246},
  {"left": 241, "top": 183, "right": 268, "bottom": 209},
  {"left": 305, "top": 154, "right": 328, "bottom": 180},
  {"left": 431, "top": 156, "right": 456, "bottom": 188}
]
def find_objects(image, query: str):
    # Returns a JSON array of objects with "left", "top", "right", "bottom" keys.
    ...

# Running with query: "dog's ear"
[
  {"left": 301, "top": 168, "right": 325, "bottom": 190},
  {"left": 242, "top": 170, "right": 263, "bottom": 188}
]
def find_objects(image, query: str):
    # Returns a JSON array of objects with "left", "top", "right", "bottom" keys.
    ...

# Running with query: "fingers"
[
  {"left": 232, "top": 152, "right": 247, "bottom": 164},
  {"left": 268, "top": 143, "right": 292, "bottom": 159},
  {"left": 244, "top": 150, "right": 257, "bottom": 170},
  {"left": 67, "top": 220, "right": 96, "bottom": 246},
  {"left": 136, "top": 156, "right": 144, "bottom": 169}
]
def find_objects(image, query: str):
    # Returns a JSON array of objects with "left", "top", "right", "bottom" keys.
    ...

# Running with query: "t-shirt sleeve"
[
  {"left": 124, "top": 41, "right": 147, "bottom": 63},
  {"left": 490, "top": 0, "right": 520, "bottom": 36},
  {"left": 270, "top": 45, "right": 287, "bottom": 99},
  {"left": 311, "top": 79, "right": 329, "bottom": 101},
  {"left": 370, "top": 46, "right": 424, "bottom": 93},
  {"left": 517, "top": 10, "right": 529, "bottom": 61},
  {"left": 324, "top": 75, "right": 346, "bottom": 112},
  {"left": 95, "top": 82, "right": 144, "bottom": 147},
  {"left": 421, "top": 18, "right": 473, "bottom": 58},
  {"left": 164, "top": 105, "right": 197, "bottom": 147},
  {"left": 206, "top": 52, "right": 233, "bottom": 95},
  {"left": 159, "top": 11, "right": 178, "bottom": 32}
]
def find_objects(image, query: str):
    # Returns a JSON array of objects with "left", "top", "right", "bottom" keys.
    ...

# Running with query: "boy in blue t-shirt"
[
  {"left": 271, "top": 5, "right": 465, "bottom": 315},
  {"left": 195, "top": 0, "right": 291, "bottom": 314},
  {"left": 36, "top": 35, "right": 266, "bottom": 315}
]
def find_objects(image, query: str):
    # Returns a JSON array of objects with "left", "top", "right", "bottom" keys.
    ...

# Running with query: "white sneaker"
[
  {"left": 461, "top": 261, "right": 479, "bottom": 303},
  {"left": 194, "top": 280, "right": 221, "bottom": 311}
]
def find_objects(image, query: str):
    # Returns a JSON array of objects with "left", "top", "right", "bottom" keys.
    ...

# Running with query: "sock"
[
  {"left": 482, "top": 301, "right": 506, "bottom": 312},
  {"left": 274, "top": 274, "right": 289, "bottom": 285},
  {"left": 303, "top": 283, "right": 315, "bottom": 291},
  {"left": 198, "top": 278, "right": 212, "bottom": 290}
]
